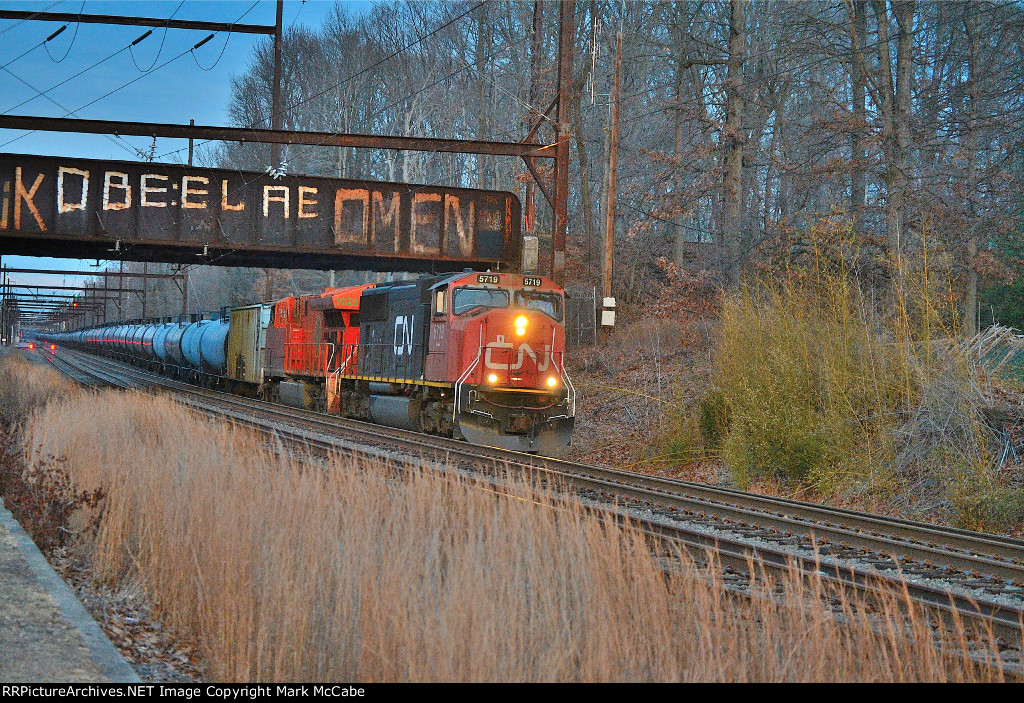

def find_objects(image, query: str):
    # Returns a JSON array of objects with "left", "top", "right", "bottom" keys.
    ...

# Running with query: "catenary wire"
[
  {"left": 1, "top": 30, "right": 153, "bottom": 115},
  {"left": 129, "top": 0, "right": 184, "bottom": 72},
  {"left": 42, "top": 0, "right": 82, "bottom": 62}
]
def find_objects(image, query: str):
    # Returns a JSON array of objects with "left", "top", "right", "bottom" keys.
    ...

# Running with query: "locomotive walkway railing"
[{"left": 284, "top": 342, "right": 335, "bottom": 377}]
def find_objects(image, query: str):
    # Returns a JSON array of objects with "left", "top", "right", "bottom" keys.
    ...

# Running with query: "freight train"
[{"left": 32, "top": 270, "right": 575, "bottom": 457}]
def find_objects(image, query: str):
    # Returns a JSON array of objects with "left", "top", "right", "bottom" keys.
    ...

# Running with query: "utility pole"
[
  {"left": 525, "top": 1, "right": 543, "bottom": 236},
  {"left": 118, "top": 260, "right": 124, "bottom": 321},
  {"left": 271, "top": 0, "right": 284, "bottom": 167},
  {"left": 185, "top": 118, "right": 195, "bottom": 319},
  {"left": 265, "top": 0, "right": 284, "bottom": 302},
  {"left": 186, "top": 116, "right": 193, "bottom": 321},
  {"left": 604, "top": 31, "right": 621, "bottom": 306},
  {"left": 1, "top": 262, "right": 6, "bottom": 345},
  {"left": 550, "top": 0, "right": 575, "bottom": 286}
]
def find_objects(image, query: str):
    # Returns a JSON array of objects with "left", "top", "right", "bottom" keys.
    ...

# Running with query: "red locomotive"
[{"left": 262, "top": 271, "right": 575, "bottom": 456}]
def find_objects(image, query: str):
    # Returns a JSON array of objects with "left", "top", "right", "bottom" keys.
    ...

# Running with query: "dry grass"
[
  {"left": 0, "top": 350, "right": 79, "bottom": 427},
  {"left": 14, "top": 388, "right": 1011, "bottom": 682}
]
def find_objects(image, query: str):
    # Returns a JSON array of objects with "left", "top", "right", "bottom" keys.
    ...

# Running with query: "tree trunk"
[
  {"left": 573, "top": 88, "right": 594, "bottom": 264},
  {"left": 722, "top": 0, "right": 746, "bottom": 284},
  {"left": 873, "top": 0, "right": 915, "bottom": 256},
  {"left": 964, "top": 4, "right": 980, "bottom": 336},
  {"left": 894, "top": 0, "right": 914, "bottom": 235},
  {"left": 476, "top": 3, "right": 491, "bottom": 189},
  {"left": 672, "top": 20, "right": 689, "bottom": 265},
  {"left": 850, "top": 0, "right": 867, "bottom": 233}
]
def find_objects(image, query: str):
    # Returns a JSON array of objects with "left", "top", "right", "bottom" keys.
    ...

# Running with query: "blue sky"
[{"left": 0, "top": 0, "right": 371, "bottom": 285}]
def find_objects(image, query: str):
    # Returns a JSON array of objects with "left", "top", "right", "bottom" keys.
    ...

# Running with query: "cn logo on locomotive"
[
  {"left": 393, "top": 315, "right": 415, "bottom": 356},
  {"left": 484, "top": 335, "right": 552, "bottom": 372}
]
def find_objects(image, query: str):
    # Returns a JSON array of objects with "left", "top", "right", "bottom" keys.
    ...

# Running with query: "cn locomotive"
[{"left": 36, "top": 270, "right": 575, "bottom": 457}]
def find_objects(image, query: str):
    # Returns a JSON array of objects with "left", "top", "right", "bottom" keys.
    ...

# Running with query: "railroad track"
[{"left": 42, "top": 347, "right": 1024, "bottom": 667}]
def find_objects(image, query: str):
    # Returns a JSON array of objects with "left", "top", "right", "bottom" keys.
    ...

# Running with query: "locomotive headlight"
[
  {"left": 546, "top": 376, "right": 558, "bottom": 388},
  {"left": 514, "top": 315, "right": 528, "bottom": 336},
  {"left": 488, "top": 373, "right": 499, "bottom": 384}
]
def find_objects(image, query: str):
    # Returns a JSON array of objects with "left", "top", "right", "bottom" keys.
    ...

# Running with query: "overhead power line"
[
  {"left": 0, "top": 0, "right": 65, "bottom": 37},
  {"left": 0, "top": 33, "right": 54, "bottom": 71},
  {"left": 155, "top": 1, "right": 490, "bottom": 164},
  {"left": 0, "top": 36, "right": 211, "bottom": 151},
  {"left": 43, "top": 0, "right": 83, "bottom": 62},
  {"left": 0, "top": 7, "right": 275, "bottom": 35},
  {"left": 128, "top": 0, "right": 184, "bottom": 72},
  {"left": 1, "top": 29, "right": 154, "bottom": 115},
  {"left": 0, "top": 0, "right": 261, "bottom": 151},
  {"left": 0, "top": 65, "right": 148, "bottom": 158}
]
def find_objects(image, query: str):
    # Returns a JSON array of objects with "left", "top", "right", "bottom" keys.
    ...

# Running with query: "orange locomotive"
[{"left": 264, "top": 271, "right": 575, "bottom": 457}]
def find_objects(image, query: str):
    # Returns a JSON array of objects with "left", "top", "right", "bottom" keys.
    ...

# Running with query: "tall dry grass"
[
  {"left": 0, "top": 351, "right": 91, "bottom": 550},
  {"left": 19, "top": 389, "right": 1010, "bottom": 681},
  {"left": 0, "top": 350, "right": 79, "bottom": 427}
]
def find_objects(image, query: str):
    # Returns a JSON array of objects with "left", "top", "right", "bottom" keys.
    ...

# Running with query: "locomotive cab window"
[
  {"left": 453, "top": 287, "right": 509, "bottom": 315},
  {"left": 513, "top": 291, "right": 563, "bottom": 321}
]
